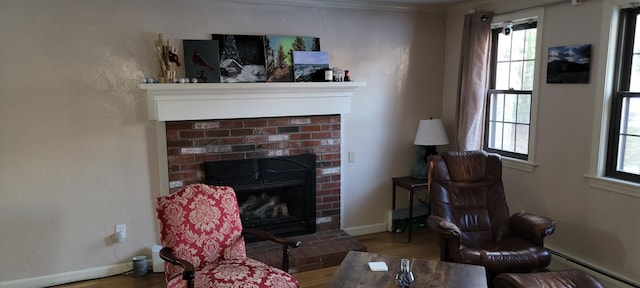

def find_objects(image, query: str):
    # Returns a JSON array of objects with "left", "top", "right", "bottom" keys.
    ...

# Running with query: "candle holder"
[{"left": 395, "top": 258, "right": 415, "bottom": 288}]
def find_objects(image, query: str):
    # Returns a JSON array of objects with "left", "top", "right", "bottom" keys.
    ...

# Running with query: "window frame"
[
  {"left": 484, "top": 11, "right": 543, "bottom": 169},
  {"left": 485, "top": 89, "right": 534, "bottom": 160},
  {"left": 586, "top": 0, "right": 640, "bottom": 197},
  {"left": 605, "top": 7, "right": 640, "bottom": 183}
]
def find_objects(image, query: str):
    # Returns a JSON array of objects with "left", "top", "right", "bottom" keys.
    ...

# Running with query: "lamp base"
[{"left": 409, "top": 145, "right": 438, "bottom": 179}]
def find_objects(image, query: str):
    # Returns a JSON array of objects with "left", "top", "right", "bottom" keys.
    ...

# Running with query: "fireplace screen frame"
[{"left": 204, "top": 153, "right": 316, "bottom": 239}]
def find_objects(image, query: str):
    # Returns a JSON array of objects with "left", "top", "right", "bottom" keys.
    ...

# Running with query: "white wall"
[
  {"left": 443, "top": 0, "right": 640, "bottom": 284},
  {"left": 0, "top": 0, "right": 445, "bottom": 283}
]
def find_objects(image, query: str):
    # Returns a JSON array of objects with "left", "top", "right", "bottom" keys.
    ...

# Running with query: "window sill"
[
  {"left": 501, "top": 157, "right": 536, "bottom": 173},
  {"left": 585, "top": 175, "right": 640, "bottom": 198}
]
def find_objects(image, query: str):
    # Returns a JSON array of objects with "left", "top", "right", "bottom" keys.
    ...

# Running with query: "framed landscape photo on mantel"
[
  {"left": 293, "top": 51, "right": 329, "bottom": 82},
  {"left": 264, "top": 35, "right": 321, "bottom": 82},
  {"left": 546, "top": 44, "right": 591, "bottom": 84},
  {"left": 212, "top": 34, "right": 267, "bottom": 83}
]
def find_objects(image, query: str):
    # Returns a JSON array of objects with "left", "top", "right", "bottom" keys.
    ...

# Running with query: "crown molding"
[
  {"left": 446, "top": 0, "right": 569, "bottom": 14},
  {"left": 216, "top": 0, "right": 449, "bottom": 13},
  {"left": 446, "top": 0, "right": 492, "bottom": 13}
]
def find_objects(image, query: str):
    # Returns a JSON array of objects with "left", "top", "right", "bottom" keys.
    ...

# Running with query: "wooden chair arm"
[
  {"left": 160, "top": 247, "right": 195, "bottom": 288},
  {"left": 243, "top": 228, "right": 301, "bottom": 273},
  {"left": 243, "top": 228, "right": 302, "bottom": 248}
]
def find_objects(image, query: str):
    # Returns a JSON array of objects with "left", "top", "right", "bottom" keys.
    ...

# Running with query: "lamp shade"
[{"left": 413, "top": 119, "right": 449, "bottom": 146}]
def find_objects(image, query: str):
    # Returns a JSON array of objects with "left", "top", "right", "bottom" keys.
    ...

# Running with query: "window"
[
  {"left": 606, "top": 7, "right": 640, "bottom": 183},
  {"left": 485, "top": 21, "right": 538, "bottom": 160}
]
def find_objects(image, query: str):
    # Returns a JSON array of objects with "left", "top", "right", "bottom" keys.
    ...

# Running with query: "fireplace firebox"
[{"left": 204, "top": 154, "right": 316, "bottom": 240}]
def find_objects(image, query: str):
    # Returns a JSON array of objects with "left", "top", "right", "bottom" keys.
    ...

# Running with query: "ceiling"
[
  {"left": 223, "top": 0, "right": 473, "bottom": 11},
  {"left": 367, "top": 0, "right": 468, "bottom": 4}
]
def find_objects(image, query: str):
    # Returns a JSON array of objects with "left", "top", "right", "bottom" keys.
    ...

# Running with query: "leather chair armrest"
[
  {"left": 509, "top": 211, "right": 556, "bottom": 246},
  {"left": 159, "top": 247, "right": 195, "bottom": 283},
  {"left": 427, "top": 215, "right": 461, "bottom": 240}
]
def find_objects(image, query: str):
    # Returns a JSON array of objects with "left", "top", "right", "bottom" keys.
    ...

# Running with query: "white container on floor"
[{"left": 152, "top": 244, "right": 164, "bottom": 273}]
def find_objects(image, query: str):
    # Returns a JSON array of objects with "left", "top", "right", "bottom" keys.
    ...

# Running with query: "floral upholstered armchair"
[{"left": 155, "top": 184, "right": 301, "bottom": 288}]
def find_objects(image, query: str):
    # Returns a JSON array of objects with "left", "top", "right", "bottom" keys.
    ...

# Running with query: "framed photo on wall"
[{"left": 546, "top": 44, "right": 591, "bottom": 84}]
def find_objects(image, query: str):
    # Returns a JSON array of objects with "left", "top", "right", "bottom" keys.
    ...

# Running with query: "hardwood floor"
[{"left": 51, "top": 229, "right": 440, "bottom": 288}]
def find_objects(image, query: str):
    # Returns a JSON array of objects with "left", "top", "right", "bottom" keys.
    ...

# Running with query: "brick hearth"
[{"left": 246, "top": 229, "right": 367, "bottom": 273}]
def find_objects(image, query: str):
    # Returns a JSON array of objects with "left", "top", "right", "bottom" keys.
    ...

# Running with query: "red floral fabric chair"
[{"left": 155, "top": 184, "right": 299, "bottom": 288}]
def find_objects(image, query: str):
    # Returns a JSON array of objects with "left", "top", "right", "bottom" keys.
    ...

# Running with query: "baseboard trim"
[
  {"left": 13, "top": 232, "right": 637, "bottom": 288},
  {"left": 0, "top": 263, "right": 131, "bottom": 288},
  {"left": 342, "top": 222, "right": 387, "bottom": 236},
  {"left": 548, "top": 250, "right": 639, "bottom": 288}
]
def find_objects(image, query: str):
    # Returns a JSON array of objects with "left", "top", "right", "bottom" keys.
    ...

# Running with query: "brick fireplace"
[
  {"left": 140, "top": 82, "right": 367, "bottom": 272},
  {"left": 165, "top": 115, "right": 341, "bottom": 231}
]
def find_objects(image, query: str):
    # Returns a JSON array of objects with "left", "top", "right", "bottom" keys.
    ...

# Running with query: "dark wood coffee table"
[{"left": 328, "top": 251, "right": 487, "bottom": 287}]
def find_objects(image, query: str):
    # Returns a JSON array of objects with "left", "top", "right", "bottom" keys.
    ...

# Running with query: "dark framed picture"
[
  {"left": 263, "top": 36, "right": 320, "bottom": 82},
  {"left": 547, "top": 44, "right": 591, "bottom": 84},
  {"left": 212, "top": 34, "right": 267, "bottom": 83},
  {"left": 293, "top": 51, "right": 329, "bottom": 82},
  {"left": 183, "top": 40, "right": 220, "bottom": 83}
]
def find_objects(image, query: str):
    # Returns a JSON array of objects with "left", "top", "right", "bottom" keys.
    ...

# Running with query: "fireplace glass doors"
[{"left": 205, "top": 154, "right": 316, "bottom": 240}]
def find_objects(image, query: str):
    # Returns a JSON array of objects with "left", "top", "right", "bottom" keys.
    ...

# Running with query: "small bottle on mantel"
[{"left": 344, "top": 70, "right": 351, "bottom": 82}]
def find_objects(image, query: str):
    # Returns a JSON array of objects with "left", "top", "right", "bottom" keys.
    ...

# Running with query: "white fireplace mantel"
[
  {"left": 139, "top": 82, "right": 366, "bottom": 121},
  {"left": 140, "top": 81, "right": 365, "bottom": 196}
]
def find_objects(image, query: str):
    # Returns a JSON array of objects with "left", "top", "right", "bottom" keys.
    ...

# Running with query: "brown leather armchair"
[
  {"left": 427, "top": 150, "right": 555, "bottom": 277},
  {"left": 495, "top": 269, "right": 604, "bottom": 288}
]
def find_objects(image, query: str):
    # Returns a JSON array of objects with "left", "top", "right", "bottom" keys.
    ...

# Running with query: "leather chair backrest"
[{"left": 429, "top": 151, "right": 511, "bottom": 248}]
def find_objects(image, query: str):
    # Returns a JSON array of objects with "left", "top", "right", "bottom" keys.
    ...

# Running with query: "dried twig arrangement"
[{"left": 155, "top": 33, "right": 181, "bottom": 83}]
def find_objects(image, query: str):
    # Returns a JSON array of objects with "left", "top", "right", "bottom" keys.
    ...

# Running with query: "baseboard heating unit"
[{"left": 549, "top": 250, "right": 639, "bottom": 288}]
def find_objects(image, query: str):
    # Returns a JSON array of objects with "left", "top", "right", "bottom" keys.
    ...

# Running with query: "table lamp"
[{"left": 410, "top": 119, "right": 449, "bottom": 179}]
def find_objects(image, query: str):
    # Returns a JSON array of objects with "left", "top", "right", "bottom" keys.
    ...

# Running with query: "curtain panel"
[{"left": 457, "top": 12, "right": 493, "bottom": 151}]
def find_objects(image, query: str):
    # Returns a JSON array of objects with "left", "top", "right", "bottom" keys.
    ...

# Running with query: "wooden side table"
[{"left": 392, "top": 176, "right": 428, "bottom": 243}]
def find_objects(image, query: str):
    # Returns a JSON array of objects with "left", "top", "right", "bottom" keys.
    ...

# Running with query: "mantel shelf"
[{"left": 140, "top": 82, "right": 366, "bottom": 121}]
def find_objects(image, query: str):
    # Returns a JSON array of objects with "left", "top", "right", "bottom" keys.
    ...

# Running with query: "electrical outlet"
[{"left": 116, "top": 224, "right": 126, "bottom": 243}]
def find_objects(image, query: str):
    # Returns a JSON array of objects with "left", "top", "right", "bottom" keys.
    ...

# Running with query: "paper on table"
[{"left": 368, "top": 261, "right": 388, "bottom": 272}]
